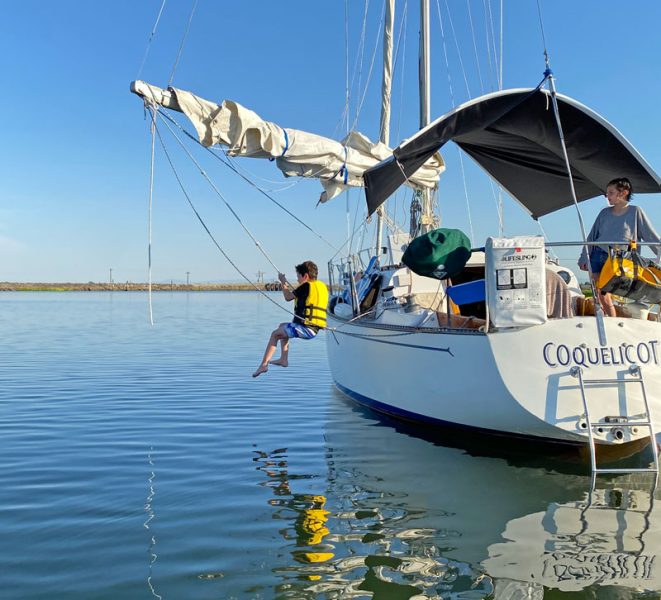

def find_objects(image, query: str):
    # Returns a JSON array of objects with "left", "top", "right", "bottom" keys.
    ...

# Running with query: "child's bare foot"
[
  {"left": 269, "top": 359, "right": 288, "bottom": 368},
  {"left": 252, "top": 365, "right": 268, "bottom": 378}
]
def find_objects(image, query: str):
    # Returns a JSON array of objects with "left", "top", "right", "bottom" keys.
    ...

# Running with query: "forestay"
[{"left": 131, "top": 80, "right": 444, "bottom": 203}]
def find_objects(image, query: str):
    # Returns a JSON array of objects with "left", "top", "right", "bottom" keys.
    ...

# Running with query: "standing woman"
[{"left": 578, "top": 177, "right": 661, "bottom": 316}]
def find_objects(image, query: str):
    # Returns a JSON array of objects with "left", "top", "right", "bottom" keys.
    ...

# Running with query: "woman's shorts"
[
  {"left": 284, "top": 322, "right": 318, "bottom": 340},
  {"left": 589, "top": 247, "right": 609, "bottom": 275}
]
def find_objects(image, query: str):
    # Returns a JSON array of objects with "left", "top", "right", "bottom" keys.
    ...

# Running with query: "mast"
[
  {"left": 375, "top": 0, "right": 395, "bottom": 259},
  {"left": 418, "top": 0, "right": 435, "bottom": 235}
]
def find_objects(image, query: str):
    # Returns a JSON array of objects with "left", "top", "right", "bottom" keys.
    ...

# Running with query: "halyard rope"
[
  {"left": 147, "top": 107, "right": 157, "bottom": 325},
  {"left": 156, "top": 112, "right": 282, "bottom": 274},
  {"left": 168, "top": 0, "right": 198, "bottom": 87},
  {"left": 137, "top": 0, "right": 167, "bottom": 80},
  {"left": 154, "top": 120, "right": 294, "bottom": 317}
]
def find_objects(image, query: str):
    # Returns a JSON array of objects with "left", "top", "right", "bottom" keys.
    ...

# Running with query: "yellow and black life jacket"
[{"left": 303, "top": 280, "right": 329, "bottom": 329}]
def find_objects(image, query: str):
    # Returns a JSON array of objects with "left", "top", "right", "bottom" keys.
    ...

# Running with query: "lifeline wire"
[
  {"left": 156, "top": 113, "right": 282, "bottom": 274},
  {"left": 137, "top": 0, "right": 167, "bottom": 80},
  {"left": 168, "top": 0, "right": 198, "bottom": 87},
  {"left": 154, "top": 122, "right": 293, "bottom": 317},
  {"left": 156, "top": 110, "right": 337, "bottom": 251}
]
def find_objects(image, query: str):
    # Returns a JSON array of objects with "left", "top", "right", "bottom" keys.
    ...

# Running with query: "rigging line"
[
  {"left": 436, "top": 0, "right": 456, "bottom": 106},
  {"left": 154, "top": 122, "right": 293, "bottom": 317},
  {"left": 437, "top": 0, "right": 501, "bottom": 235},
  {"left": 147, "top": 108, "right": 157, "bottom": 326},
  {"left": 157, "top": 110, "right": 337, "bottom": 251},
  {"left": 441, "top": 0, "right": 471, "bottom": 99},
  {"left": 393, "top": 0, "right": 408, "bottom": 142},
  {"left": 209, "top": 144, "right": 336, "bottom": 191},
  {"left": 488, "top": 178, "right": 504, "bottom": 236},
  {"left": 535, "top": 0, "right": 550, "bottom": 61},
  {"left": 168, "top": 0, "right": 199, "bottom": 87},
  {"left": 156, "top": 112, "right": 282, "bottom": 274},
  {"left": 391, "top": 1, "right": 409, "bottom": 230},
  {"left": 465, "top": 0, "right": 485, "bottom": 95},
  {"left": 331, "top": 0, "right": 352, "bottom": 141},
  {"left": 536, "top": 219, "right": 559, "bottom": 261},
  {"left": 137, "top": 0, "right": 167, "bottom": 80},
  {"left": 351, "top": 188, "right": 363, "bottom": 249},
  {"left": 329, "top": 215, "right": 370, "bottom": 262},
  {"left": 207, "top": 148, "right": 304, "bottom": 189},
  {"left": 481, "top": 0, "right": 494, "bottom": 90},
  {"left": 334, "top": 0, "right": 370, "bottom": 139},
  {"left": 485, "top": 0, "right": 501, "bottom": 89},
  {"left": 353, "top": 0, "right": 371, "bottom": 126},
  {"left": 344, "top": 0, "right": 350, "bottom": 135},
  {"left": 350, "top": 3, "right": 385, "bottom": 132},
  {"left": 482, "top": 0, "right": 498, "bottom": 91},
  {"left": 499, "top": 0, "right": 504, "bottom": 89}
]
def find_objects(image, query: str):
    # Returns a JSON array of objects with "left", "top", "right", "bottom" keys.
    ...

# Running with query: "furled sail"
[{"left": 131, "top": 80, "right": 444, "bottom": 203}]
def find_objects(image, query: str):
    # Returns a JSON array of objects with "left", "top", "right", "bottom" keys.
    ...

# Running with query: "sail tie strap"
[
  {"left": 340, "top": 146, "right": 349, "bottom": 184},
  {"left": 268, "top": 128, "right": 290, "bottom": 161},
  {"left": 281, "top": 129, "right": 289, "bottom": 157}
]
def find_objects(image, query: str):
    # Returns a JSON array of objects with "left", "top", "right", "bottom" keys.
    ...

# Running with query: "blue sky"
[{"left": 2, "top": 0, "right": 660, "bottom": 283}]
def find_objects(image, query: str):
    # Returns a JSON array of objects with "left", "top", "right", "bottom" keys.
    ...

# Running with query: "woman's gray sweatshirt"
[{"left": 578, "top": 204, "right": 660, "bottom": 268}]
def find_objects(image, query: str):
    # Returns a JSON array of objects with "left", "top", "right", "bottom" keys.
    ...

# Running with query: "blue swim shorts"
[
  {"left": 284, "top": 322, "right": 318, "bottom": 340},
  {"left": 589, "top": 247, "right": 609, "bottom": 274}
]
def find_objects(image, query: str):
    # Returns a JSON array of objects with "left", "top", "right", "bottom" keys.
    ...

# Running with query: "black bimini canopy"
[{"left": 364, "top": 88, "right": 661, "bottom": 218}]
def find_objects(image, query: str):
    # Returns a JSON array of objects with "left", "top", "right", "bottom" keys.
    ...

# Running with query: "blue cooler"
[{"left": 446, "top": 279, "right": 485, "bottom": 305}]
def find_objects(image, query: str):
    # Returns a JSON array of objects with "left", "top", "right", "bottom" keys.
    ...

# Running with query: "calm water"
[{"left": 1, "top": 292, "right": 660, "bottom": 600}]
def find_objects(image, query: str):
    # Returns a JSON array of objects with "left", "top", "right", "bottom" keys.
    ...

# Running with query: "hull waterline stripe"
[{"left": 334, "top": 381, "right": 585, "bottom": 447}]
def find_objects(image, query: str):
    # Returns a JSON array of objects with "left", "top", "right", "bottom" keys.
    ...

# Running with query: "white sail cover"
[{"left": 132, "top": 81, "right": 444, "bottom": 202}]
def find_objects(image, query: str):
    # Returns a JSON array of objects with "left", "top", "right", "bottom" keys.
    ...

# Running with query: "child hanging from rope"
[{"left": 252, "top": 261, "right": 329, "bottom": 378}]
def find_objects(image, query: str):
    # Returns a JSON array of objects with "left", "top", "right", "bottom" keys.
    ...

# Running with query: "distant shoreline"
[{"left": 0, "top": 282, "right": 284, "bottom": 292}]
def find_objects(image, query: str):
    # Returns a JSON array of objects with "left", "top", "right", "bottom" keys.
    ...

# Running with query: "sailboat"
[{"left": 131, "top": 1, "right": 661, "bottom": 471}]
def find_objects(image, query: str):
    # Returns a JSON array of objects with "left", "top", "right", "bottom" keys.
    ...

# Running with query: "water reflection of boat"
[
  {"left": 309, "top": 394, "right": 661, "bottom": 598},
  {"left": 485, "top": 486, "right": 660, "bottom": 594}
]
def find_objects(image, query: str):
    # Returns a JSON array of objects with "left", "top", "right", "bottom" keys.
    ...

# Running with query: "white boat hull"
[{"left": 326, "top": 313, "right": 661, "bottom": 448}]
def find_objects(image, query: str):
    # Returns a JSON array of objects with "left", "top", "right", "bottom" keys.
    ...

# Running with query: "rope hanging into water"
[
  {"left": 137, "top": 0, "right": 167, "bottom": 80},
  {"left": 156, "top": 113, "right": 282, "bottom": 274},
  {"left": 168, "top": 0, "right": 198, "bottom": 87},
  {"left": 153, "top": 121, "right": 294, "bottom": 318},
  {"left": 147, "top": 108, "right": 157, "bottom": 326},
  {"left": 156, "top": 110, "right": 337, "bottom": 251}
]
